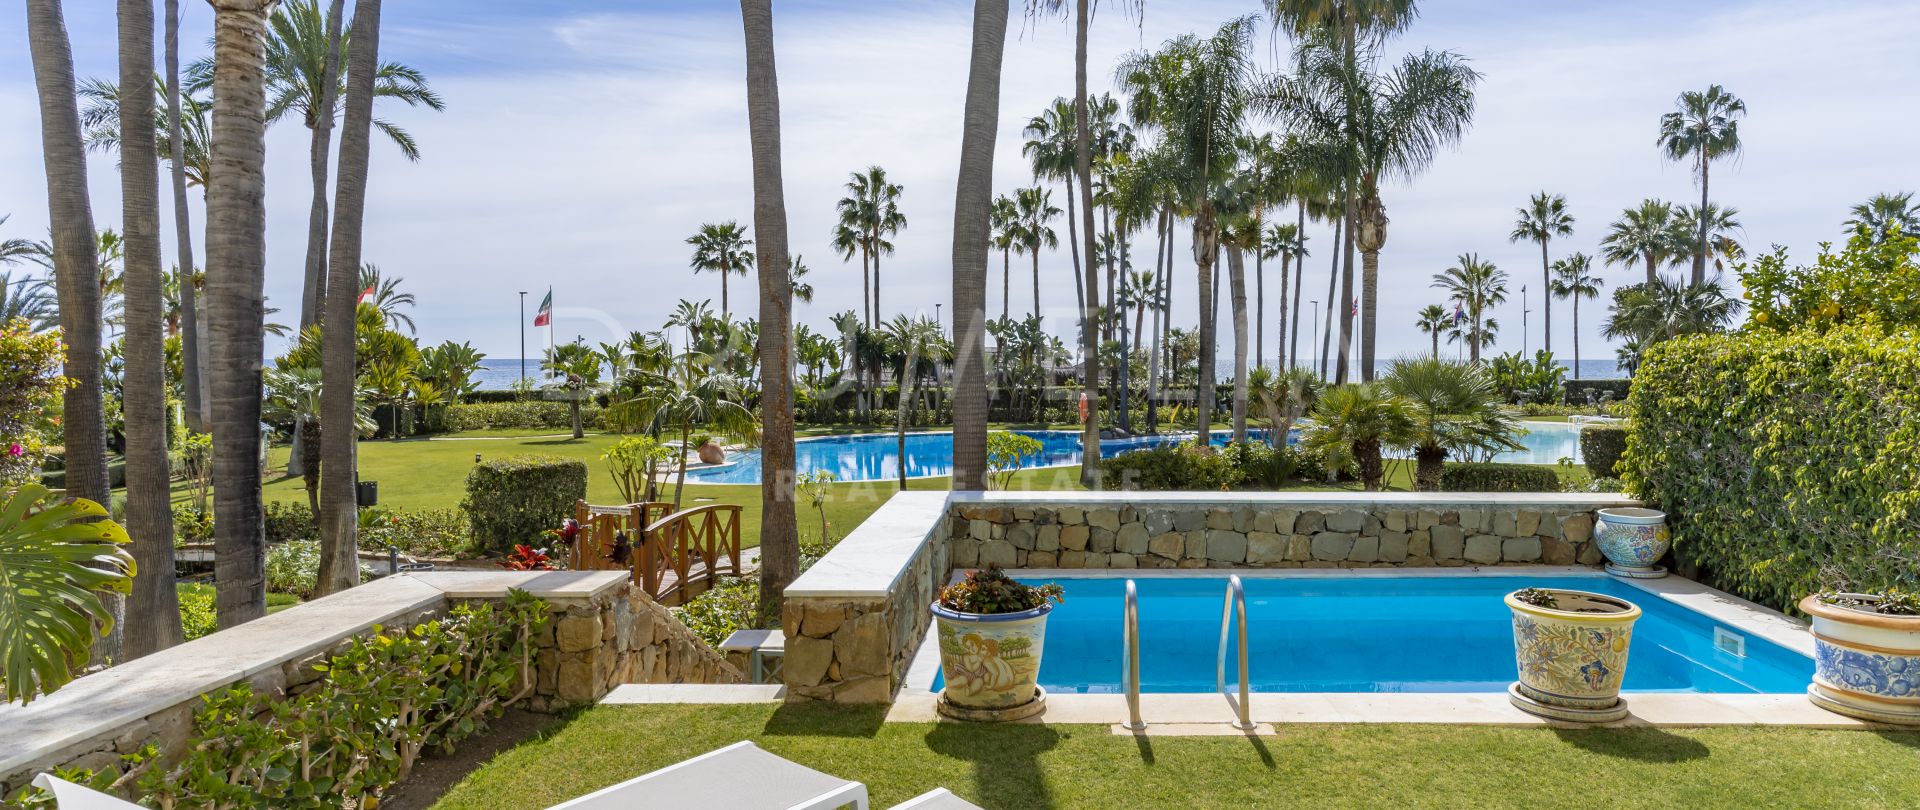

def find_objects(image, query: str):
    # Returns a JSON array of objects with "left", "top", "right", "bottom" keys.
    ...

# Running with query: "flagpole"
[{"left": 518, "top": 291, "right": 527, "bottom": 386}]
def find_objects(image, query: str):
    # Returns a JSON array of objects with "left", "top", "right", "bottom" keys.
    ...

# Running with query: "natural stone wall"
[
  {"left": 947, "top": 497, "right": 1621, "bottom": 570},
  {"left": 782, "top": 493, "right": 952, "bottom": 704},
  {"left": 0, "top": 573, "right": 738, "bottom": 798}
]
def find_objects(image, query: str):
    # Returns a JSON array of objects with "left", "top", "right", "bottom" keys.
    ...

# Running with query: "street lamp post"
[
  {"left": 1521, "top": 284, "right": 1530, "bottom": 355},
  {"left": 518, "top": 291, "right": 528, "bottom": 385}
]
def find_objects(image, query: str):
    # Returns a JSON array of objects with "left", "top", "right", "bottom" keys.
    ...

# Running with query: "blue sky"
[{"left": 3, "top": 0, "right": 1916, "bottom": 367}]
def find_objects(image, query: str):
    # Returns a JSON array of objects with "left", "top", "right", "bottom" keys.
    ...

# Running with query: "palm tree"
[
  {"left": 205, "top": 0, "right": 278, "bottom": 627},
  {"left": 26, "top": 0, "right": 112, "bottom": 514},
  {"left": 1413, "top": 303, "right": 1447, "bottom": 358},
  {"left": 1599, "top": 199, "right": 1683, "bottom": 285},
  {"left": 1548, "top": 253, "right": 1602, "bottom": 380},
  {"left": 1508, "top": 192, "right": 1573, "bottom": 354},
  {"left": 356, "top": 263, "right": 414, "bottom": 332},
  {"left": 609, "top": 352, "right": 756, "bottom": 509},
  {"left": 1845, "top": 192, "right": 1919, "bottom": 243},
  {"left": 989, "top": 194, "right": 1018, "bottom": 320},
  {"left": 165, "top": 0, "right": 204, "bottom": 432},
  {"left": 110, "top": 0, "right": 185, "bottom": 658},
  {"left": 1304, "top": 382, "right": 1414, "bottom": 491},
  {"left": 836, "top": 167, "right": 905, "bottom": 327},
  {"left": 1266, "top": 35, "right": 1479, "bottom": 381},
  {"left": 1381, "top": 357, "right": 1521, "bottom": 491},
  {"left": 0, "top": 273, "right": 57, "bottom": 332},
  {"left": 1672, "top": 203, "right": 1744, "bottom": 274},
  {"left": 1220, "top": 206, "right": 1260, "bottom": 444},
  {"left": 740, "top": 0, "right": 801, "bottom": 621},
  {"left": 544, "top": 341, "right": 603, "bottom": 439},
  {"left": 882, "top": 315, "right": 949, "bottom": 490},
  {"left": 788, "top": 255, "right": 814, "bottom": 304},
  {"left": 1117, "top": 16, "right": 1259, "bottom": 440},
  {"left": 1658, "top": 84, "right": 1746, "bottom": 285},
  {"left": 686, "top": 221, "right": 753, "bottom": 318},
  {"left": 950, "top": 0, "right": 1010, "bottom": 493},
  {"left": 1247, "top": 365, "right": 1319, "bottom": 446},
  {"left": 1023, "top": 98, "right": 1087, "bottom": 314},
  {"left": 1602, "top": 275, "right": 1741, "bottom": 372},
  {"left": 1261, "top": 221, "right": 1306, "bottom": 369},
  {"left": 1429, "top": 253, "right": 1506, "bottom": 362},
  {"left": 316, "top": 0, "right": 385, "bottom": 598},
  {"left": 1011, "top": 186, "right": 1061, "bottom": 319}
]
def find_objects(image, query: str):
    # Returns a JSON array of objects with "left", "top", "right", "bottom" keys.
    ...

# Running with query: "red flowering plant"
[{"left": 498, "top": 545, "right": 555, "bottom": 571}]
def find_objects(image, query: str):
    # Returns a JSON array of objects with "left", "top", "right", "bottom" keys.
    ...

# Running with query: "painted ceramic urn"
[
  {"left": 1799, "top": 594, "right": 1920, "bottom": 725},
  {"left": 930, "top": 601, "right": 1051, "bottom": 715},
  {"left": 1594, "top": 507, "right": 1670, "bottom": 578},
  {"left": 1505, "top": 588, "right": 1641, "bottom": 723}
]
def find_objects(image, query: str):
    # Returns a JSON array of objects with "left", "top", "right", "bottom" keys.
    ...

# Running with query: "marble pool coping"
[{"left": 890, "top": 566, "right": 1874, "bottom": 730}]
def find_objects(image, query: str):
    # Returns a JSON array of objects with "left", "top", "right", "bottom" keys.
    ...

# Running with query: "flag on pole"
[
  {"left": 1452, "top": 303, "right": 1465, "bottom": 325},
  {"left": 533, "top": 288, "right": 553, "bottom": 327},
  {"left": 1351, "top": 298, "right": 1359, "bottom": 316},
  {"left": 355, "top": 283, "right": 376, "bottom": 304}
]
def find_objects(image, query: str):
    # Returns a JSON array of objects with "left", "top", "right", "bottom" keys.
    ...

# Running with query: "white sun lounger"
[
  {"left": 29, "top": 774, "right": 144, "bottom": 809},
  {"left": 546, "top": 740, "right": 869, "bottom": 809},
  {"left": 888, "top": 787, "right": 985, "bottom": 809}
]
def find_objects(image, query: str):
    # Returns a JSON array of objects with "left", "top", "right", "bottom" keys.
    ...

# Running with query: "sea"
[{"left": 469, "top": 357, "right": 1624, "bottom": 391}]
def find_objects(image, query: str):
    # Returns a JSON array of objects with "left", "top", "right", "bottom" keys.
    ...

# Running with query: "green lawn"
[{"left": 430, "top": 703, "right": 1920, "bottom": 809}]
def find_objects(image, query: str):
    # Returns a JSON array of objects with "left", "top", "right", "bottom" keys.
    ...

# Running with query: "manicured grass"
[{"left": 431, "top": 703, "right": 1920, "bottom": 809}]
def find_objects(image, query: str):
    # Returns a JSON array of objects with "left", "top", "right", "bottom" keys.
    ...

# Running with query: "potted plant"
[
  {"left": 930, "top": 566, "right": 1062, "bottom": 720},
  {"left": 1594, "top": 507, "right": 1669, "bottom": 578},
  {"left": 1800, "top": 589, "right": 1920, "bottom": 725},
  {"left": 692, "top": 434, "right": 726, "bottom": 465},
  {"left": 1505, "top": 587, "right": 1641, "bottom": 722}
]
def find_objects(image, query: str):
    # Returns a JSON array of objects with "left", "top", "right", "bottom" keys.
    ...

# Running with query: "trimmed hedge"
[
  {"left": 1579, "top": 426, "right": 1629, "bottom": 478},
  {"left": 445, "top": 401, "right": 601, "bottom": 432},
  {"left": 1621, "top": 327, "right": 1920, "bottom": 612},
  {"left": 1563, "top": 378, "right": 1630, "bottom": 403},
  {"left": 462, "top": 455, "right": 587, "bottom": 555},
  {"left": 1439, "top": 462, "right": 1562, "bottom": 492},
  {"left": 1101, "top": 444, "right": 1242, "bottom": 491}
]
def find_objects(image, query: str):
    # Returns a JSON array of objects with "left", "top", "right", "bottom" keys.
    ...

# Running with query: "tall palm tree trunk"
[
  {"left": 1031, "top": 248, "right": 1041, "bottom": 320},
  {"left": 1538, "top": 239, "right": 1552, "bottom": 354},
  {"left": 1193, "top": 209, "right": 1217, "bottom": 437},
  {"left": 895, "top": 352, "right": 916, "bottom": 490},
  {"left": 26, "top": 0, "right": 110, "bottom": 508},
  {"left": 1359, "top": 245, "right": 1380, "bottom": 381},
  {"left": 741, "top": 0, "right": 800, "bottom": 621},
  {"left": 207, "top": 0, "right": 275, "bottom": 627},
  {"left": 1145, "top": 207, "right": 1168, "bottom": 431},
  {"left": 1000, "top": 247, "right": 1009, "bottom": 321},
  {"left": 861, "top": 248, "right": 871, "bottom": 327},
  {"left": 318, "top": 0, "right": 383, "bottom": 597},
  {"left": 1227, "top": 245, "right": 1249, "bottom": 444},
  {"left": 299, "top": 0, "right": 346, "bottom": 332},
  {"left": 119, "top": 0, "right": 183, "bottom": 658},
  {"left": 950, "top": 0, "right": 1006, "bottom": 492},
  {"left": 1644, "top": 253, "right": 1656, "bottom": 286},
  {"left": 1289, "top": 202, "right": 1305, "bottom": 371},
  {"left": 1693, "top": 156, "right": 1709, "bottom": 285},
  {"left": 1571, "top": 296, "right": 1581, "bottom": 380},
  {"left": 1255, "top": 243, "right": 1265, "bottom": 370},
  {"left": 1319, "top": 214, "right": 1341, "bottom": 379},
  {"left": 720, "top": 261, "right": 730, "bottom": 318},
  {"left": 870, "top": 248, "right": 881, "bottom": 326},
  {"left": 1275, "top": 249, "right": 1289, "bottom": 370},
  {"left": 1063, "top": 173, "right": 1084, "bottom": 315},
  {"left": 1335, "top": 195, "right": 1357, "bottom": 384},
  {"left": 1072, "top": 0, "right": 1100, "bottom": 486},
  {"left": 166, "top": 0, "right": 206, "bottom": 433}
]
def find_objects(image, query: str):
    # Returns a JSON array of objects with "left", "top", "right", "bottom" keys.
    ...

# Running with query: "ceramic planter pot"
[
  {"left": 931, "top": 601, "right": 1051, "bottom": 716},
  {"left": 696, "top": 440, "right": 726, "bottom": 465},
  {"left": 1799, "top": 594, "right": 1920, "bottom": 725},
  {"left": 1506, "top": 588, "right": 1641, "bottom": 722},
  {"left": 1594, "top": 507, "right": 1670, "bottom": 578}
]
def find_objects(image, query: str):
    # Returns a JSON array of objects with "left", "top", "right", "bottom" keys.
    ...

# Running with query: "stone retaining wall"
[
  {"left": 0, "top": 572, "right": 738, "bottom": 798},
  {"left": 946, "top": 493, "right": 1639, "bottom": 570},
  {"left": 782, "top": 493, "right": 952, "bottom": 704}
]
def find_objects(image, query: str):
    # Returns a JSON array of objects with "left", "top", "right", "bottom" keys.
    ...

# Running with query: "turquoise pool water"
[
  {"left": 688, "top": 422, "right": 1583, "bottom": 484},
  {"left": 931, "top": 575, "right": 1812, "bottom": 695}
]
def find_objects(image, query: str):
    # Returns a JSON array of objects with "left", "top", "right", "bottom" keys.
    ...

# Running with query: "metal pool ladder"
[
  {"left": 1217, "top": 574, "right": 1255, "bottom": 730},
  {"left": 1121, "top": 579, "right": 1144, "bottom": 731}
]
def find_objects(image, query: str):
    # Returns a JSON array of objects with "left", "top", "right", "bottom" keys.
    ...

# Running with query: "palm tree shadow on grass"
[
  {"left": 1550, "top": 727, "right": 1709, "bottom": 762},
  {"left": 923, "top": 721, "right": 1063, "bottom": 809}
]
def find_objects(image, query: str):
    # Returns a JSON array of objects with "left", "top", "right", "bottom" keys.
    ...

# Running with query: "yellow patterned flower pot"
[
  {"left": 931, "top": 602, "right": 1051, "bottom": 712},
  {"left": 1506, "top": 589, "right": 1640, "bottom": 722},
  {"left": 1800, "top": 594, "right": 1920, "bottom": 725}
]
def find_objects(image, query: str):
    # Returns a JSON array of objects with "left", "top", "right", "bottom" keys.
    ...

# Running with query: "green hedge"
[
  {"left": 445, "top": 401, "right": 601, "bottom": 432},
  {"left": 1439, "top": 462, "right": 1562, "bottom": 492},
  {"left": 1621, "top": 328, "right": 1920, "bottom": 612},
  {"left": 462, "top": 455, "right": 587, "bottom": 555},
  {"left": 1579, "top": 426, "right": 1629, "bottom": 478},
  {"left": 1101, "top": 444, "right": 1243, "bottom": 491}
]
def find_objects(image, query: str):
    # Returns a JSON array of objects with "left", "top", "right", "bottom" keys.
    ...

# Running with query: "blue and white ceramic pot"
[
  {"left": 931, "top": 601, "right": 1051, "bottom": 712},
  {"left": 1594, "top": 507, "right": 1670, "bottom": 577},
  {"left": 1506, "top": 589, "right": 1640, "bottom": 722},
  {"left": 1800, "top": 594, "right": 1920, "bottom": 725}
]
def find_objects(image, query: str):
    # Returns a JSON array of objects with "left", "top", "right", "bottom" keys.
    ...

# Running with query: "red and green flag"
[{"left": 533, "top": 288, "right": 552, "bottom": 327}]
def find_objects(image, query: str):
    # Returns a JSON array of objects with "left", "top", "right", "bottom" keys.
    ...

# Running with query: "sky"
[{"left": 3, "top": 0, "right": 1917, "bottom": 369}]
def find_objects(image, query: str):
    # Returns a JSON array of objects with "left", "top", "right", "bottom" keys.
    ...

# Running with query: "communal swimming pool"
[
  {"left": 929, "top": 574, "right": 1812, "bottom": 696},
  {"left": 689, "top": 422, "right": 1585, "bottom": 484}
]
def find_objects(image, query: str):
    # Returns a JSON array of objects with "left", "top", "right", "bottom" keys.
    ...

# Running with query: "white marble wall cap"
[
  {"left": 407, "top": 570, "right": 629, "bottom": 600},
  {"left": 947, "top": 491, "right": 1641, "bottom": 508},
  {"left": 784, "top": 491, "right": 952, "bottom": 599}
]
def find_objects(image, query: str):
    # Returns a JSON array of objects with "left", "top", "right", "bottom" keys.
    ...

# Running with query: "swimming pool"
[
  {"left": 930, "top": 574, "right": 1811, "bottom": 695},
  {"left": 688, "top": 422, "right": 1584, "bottom": 484}
]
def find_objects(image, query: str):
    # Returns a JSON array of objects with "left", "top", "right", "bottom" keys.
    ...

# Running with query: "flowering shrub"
[
  {"left": 498, "top": 544, "right": 555, "bottom": 570},
  {"left": 936, "top": 566, "right": 1063, "bottom": 615},
  {"left": 0, "top": 319, "right": 64, "bottom": 487}
]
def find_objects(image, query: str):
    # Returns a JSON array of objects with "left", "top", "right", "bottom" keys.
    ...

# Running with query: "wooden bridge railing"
[{"left": 570, "top": 500, "right": 741, "bottom": 602}]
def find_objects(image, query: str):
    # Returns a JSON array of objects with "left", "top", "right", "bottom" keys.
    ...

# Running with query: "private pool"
[{"left": 927, "top": 573, "right": 1812, "bottom": 696}]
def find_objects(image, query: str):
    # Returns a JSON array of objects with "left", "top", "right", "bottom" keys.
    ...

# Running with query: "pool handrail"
[
  {"left": 1122, "top": 579, "right": 1144, "bottom": 732},
  {"left": 1217, "top": 574, "right": 1255, "bottom": 730}
]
